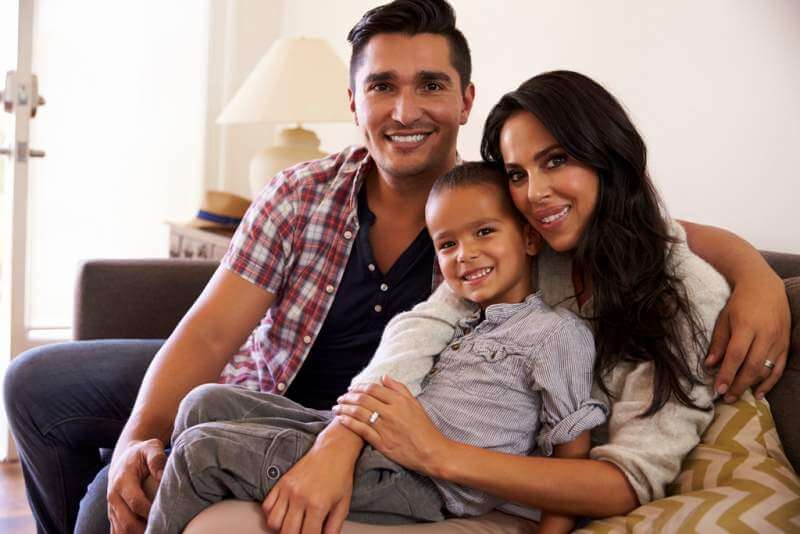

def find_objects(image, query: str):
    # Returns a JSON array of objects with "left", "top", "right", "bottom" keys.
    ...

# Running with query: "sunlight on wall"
[{"left": 26, "top": 1, "right": 210, "bottom": 328}]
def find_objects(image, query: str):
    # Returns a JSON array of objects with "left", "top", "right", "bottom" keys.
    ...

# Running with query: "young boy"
[{"left": 145, "top": 162, "right": 606, "bottom": 534}]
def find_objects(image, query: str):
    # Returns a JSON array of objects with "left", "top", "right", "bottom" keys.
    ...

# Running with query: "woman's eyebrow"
[{"left": 533, "top": 143, "right": 562, "bottom": 162}]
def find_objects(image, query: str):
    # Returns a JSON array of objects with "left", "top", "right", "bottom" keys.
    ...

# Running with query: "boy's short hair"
[
  {"left": 347, "top": 0, "right": 472, "bottom": 92},
  {"left": 427, "top": 161, "right": 525, "bottom": 225}
]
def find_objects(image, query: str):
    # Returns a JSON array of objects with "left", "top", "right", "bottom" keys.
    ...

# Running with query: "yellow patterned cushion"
[{"left": 576, "top": 390, "right": 800, "bottom": 533}]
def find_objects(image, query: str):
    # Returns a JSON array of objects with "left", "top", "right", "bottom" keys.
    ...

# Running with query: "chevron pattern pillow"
[{"left": 576, "top": 390, "right": 800, "bottom": 533}]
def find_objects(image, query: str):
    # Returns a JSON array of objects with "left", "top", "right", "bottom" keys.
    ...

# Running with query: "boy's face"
[
  {"left": 348, "top": 33, "right": 475, "bottom": 185},
  {"left": 426, "top": 184, "right": 540, "bottom": 308}
]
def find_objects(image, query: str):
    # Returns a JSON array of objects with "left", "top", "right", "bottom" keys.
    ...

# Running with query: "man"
[{"left": 3, "top": 1, "right": 790, "bottom": 533}]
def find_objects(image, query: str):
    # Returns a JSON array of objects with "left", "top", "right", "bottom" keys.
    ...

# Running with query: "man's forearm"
[{"left": 112, "top": 325, "right": 239, "bottom": 460}]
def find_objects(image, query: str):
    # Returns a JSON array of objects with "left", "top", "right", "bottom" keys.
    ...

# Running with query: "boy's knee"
[{"left": 173, "top": 385, "right": 233, "bottom": 441}]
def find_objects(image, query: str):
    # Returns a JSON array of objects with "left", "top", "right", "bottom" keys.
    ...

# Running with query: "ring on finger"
[
  {"left": 368, "top": 411, "right": 380, "bottom": 425},
  {"left": 763, "top": 359, "right": 776, "bottom": 370}
]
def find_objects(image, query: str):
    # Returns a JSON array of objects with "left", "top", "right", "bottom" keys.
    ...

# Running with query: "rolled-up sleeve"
[{"left": 533, "top": 320, "right": 608, "bottom": 456}]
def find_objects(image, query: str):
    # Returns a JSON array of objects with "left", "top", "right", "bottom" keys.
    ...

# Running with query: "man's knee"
[{"left": 3, "top": 345, "right": 57, "bottom": 426}]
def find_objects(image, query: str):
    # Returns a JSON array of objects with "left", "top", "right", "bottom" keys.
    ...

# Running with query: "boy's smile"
[{"left": 426, "top": 183, "right": 540, "bottom": 308}]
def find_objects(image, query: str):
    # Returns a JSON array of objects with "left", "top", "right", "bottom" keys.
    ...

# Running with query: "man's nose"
[{"left": 391, "top": 89, "right": 423, "bottom": 125}]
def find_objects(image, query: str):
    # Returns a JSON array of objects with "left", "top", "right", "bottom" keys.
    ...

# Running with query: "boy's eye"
[
  {"left": 477, "top": 227, "right": 495, "bottom": 237},
  {"left": 438, "top": 240, "right": 456, "bottom": 250},
  {"left": 545, "top": 154, "right": 568, "bottom": 169}
]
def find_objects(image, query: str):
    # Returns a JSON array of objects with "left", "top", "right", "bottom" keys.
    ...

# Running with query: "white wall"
[{"left": 253, "top": 0, "right": 799, "bottom": 253}]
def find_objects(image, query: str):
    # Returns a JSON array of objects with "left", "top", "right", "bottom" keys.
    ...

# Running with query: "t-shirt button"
[
  {"left": 374, "top": 304, "right": 383, "bottom": 312},
  {"left": 343, "top": 230, "right": 354, "bottom": 239},
  {"left": 303, "top": 335, "right": 312, "bottom": 344},
  {"left": 380, "top": 283, "right": 389, "bottom": 292},
  {"left": 276, "top": 382, "right": 286, "bottom": 392},
  {"left": 325, "top": 285, "right": 335, "bottom": 294}
]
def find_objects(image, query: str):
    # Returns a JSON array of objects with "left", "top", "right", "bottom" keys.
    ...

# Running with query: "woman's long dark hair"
[{"left": 481, "top": 70, "right": 708, "bottom": 417}]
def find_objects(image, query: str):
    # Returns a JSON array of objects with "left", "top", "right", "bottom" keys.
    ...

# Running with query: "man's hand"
[
  {"left": 706, "top": 273, "right": 790, "bottom": 402},
  {"left": 107, "top": 438, "right": 167, "bottom": 534},
  {"left": 262, "top": 444, "right": 355, "bottom": 534}
]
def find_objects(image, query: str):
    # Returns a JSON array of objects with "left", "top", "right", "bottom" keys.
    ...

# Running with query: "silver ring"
[
  {"left": 763, "top": 359, "right": 776, "bottom": 370},
  {"left": 368, "top": 411, "right": 380, "bottom": 425}
]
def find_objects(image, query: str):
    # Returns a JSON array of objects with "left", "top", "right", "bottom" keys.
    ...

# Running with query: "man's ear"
[
  {"left": 347, "top": 87, "right": 359, "bottom": 126},
  {"left": 459, "top": 83, "right": 476, "bottom": 125},
  {"left": 524, "top": 224, "right": 543, "bottom": 256}
]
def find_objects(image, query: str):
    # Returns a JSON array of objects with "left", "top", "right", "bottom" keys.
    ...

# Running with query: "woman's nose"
[{"left": 528, "top": 175, "right": 551, "bottom": 203}]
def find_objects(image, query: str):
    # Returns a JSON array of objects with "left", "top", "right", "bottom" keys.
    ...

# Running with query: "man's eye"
[
  {"left": 424, "top": 82, "right": 443, "bottom": 91},
  {"left": 370, "top": 83, "right": 391, "bottom": 92},
  {"left": 545, "top": 154, "right": 568, "bottom": 169}
]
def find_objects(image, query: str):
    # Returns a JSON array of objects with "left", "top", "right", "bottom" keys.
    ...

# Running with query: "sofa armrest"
[
  {"left": 766, "top": 276, "right": 800, "bottom": 474},
  {"left": 73, "top": 259, "right": 218, "bottom": 341},
  {"left": 762, "top": 250, "right": 800, "bottom": 279}
]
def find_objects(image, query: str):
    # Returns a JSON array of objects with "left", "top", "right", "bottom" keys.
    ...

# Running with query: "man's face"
[{"left": 348, "top": 33, "right": 475, "bottom": 184}]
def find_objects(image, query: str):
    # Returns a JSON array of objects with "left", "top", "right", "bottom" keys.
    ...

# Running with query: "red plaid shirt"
[{"left": 219, "top": 146, "right": 443, "bottom": 392}]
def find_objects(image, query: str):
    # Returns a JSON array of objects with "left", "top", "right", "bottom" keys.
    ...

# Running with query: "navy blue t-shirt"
[{"left": 285, "top": 185, "right": 435, "bottom": 410}]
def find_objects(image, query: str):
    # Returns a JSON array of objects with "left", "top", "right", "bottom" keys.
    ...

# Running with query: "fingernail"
[
  {"left": 756, "top": 392, "right": 765, "bottom": 401},
  {"left": 717, "top": 383, "right": 728, "bottom": 395},
  {"left": 724, "top": 395, "right": 736, "bottom": 403}
]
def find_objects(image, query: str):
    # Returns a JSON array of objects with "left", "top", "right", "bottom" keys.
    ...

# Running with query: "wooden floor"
[{"left": 1, "top": 461, "right": 36, "bottom": 533}]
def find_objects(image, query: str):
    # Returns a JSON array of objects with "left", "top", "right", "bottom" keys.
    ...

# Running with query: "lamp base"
[{"left": 249, "top": 127, "right": 327, "bottom": 198}]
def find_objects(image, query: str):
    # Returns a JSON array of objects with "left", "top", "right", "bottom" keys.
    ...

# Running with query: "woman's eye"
[
  {"left": 545, "top": 154, "right": 568, "bottom": 169},
  {"left": 477, "top": 227, "right": 494, "bottom": 237},
  {"left": 507, "top": 170, "right": 525, "bottom": 184}
]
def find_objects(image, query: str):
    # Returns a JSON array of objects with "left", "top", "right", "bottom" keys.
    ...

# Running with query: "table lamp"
[{"left": 217, "top": 37, "right": 352, "bottom": 198}]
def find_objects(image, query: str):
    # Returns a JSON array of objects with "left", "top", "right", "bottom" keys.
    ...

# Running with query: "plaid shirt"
[{"left": 219, "top": 145, "right": 442, "bottom": 393}]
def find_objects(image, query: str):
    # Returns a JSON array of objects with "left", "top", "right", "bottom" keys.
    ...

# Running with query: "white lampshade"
[{"left": 217, "top": 37, "right": 352, "bottom": 124}]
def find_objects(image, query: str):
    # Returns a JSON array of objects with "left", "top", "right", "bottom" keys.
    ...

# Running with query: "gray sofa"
[{"left": 73, "top": 251, "right": 800, "bottom": 531}]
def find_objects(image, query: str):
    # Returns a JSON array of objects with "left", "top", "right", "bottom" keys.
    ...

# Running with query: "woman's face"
[{"left": 499, "top": 111, "right": 599, "bottom": 253}]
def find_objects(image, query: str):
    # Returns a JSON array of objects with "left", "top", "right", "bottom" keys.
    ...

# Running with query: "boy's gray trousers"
[{"left": 145, "top": 384, "right": 446, "bottom": 533}]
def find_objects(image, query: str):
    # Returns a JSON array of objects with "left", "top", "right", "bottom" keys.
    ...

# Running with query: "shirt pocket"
[{"left": 445, "top": 340, "right": 525, "bottom": 399}]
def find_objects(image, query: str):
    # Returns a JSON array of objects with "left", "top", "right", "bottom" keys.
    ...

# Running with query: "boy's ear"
[{"left": 524, "top": 224, "right": 543, "bottom": 256}]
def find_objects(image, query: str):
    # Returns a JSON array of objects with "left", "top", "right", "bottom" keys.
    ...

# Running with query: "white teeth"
[
  {"left": 389, "top": 134, "right": 426, "bottom": 143},
  {"left": 463, "top": 267, "right": 492, "bottom": 281},
  {"left": 542, "top": 207, "right": 570, "bottom": 224}
]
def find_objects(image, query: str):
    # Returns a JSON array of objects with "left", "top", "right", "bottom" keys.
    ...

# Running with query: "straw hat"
[{"left": 188, "top": 190, "right": 252, "bottom": 230}]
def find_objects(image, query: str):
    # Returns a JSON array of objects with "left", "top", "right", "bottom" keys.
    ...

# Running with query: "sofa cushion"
[
  {"left": 576, "top": 390, "right": 800, "bottom": 533},
  {"left": 767, "top": 276, "right": 800, "bottom": 473}
]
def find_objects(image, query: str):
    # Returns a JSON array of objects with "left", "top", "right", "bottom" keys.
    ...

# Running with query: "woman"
[{"left": 334, "top": 71, "right": 732, "bottom": 518}]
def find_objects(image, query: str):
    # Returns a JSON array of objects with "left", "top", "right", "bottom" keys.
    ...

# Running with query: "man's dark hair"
[
  {"left": 427, "top": 162, "right": 524, "bottom": 225},
  {"left": 347, "top": 0, "right": 472, "bottom": 92}
]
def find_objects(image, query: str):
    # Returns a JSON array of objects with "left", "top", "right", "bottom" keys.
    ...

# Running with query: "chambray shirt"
[{"left": 417, "top": 292, "right": 608, "bottom": 517}]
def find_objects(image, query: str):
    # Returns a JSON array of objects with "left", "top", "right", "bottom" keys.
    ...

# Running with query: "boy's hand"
[{"left": 262, "top": 442, "right": 355, "bottom": 534}]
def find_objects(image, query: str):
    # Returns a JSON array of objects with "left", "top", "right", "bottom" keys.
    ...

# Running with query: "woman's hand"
[
  {"left": 705, "top": 272, "right": 790, "bottom": 402},
  {"left": 333, "top": 375, "right": 451, "bottom": 476}
]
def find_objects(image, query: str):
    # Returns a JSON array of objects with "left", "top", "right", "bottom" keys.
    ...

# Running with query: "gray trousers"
[{"left": 145, "top": 384, "right": 445, "bottom": 534}]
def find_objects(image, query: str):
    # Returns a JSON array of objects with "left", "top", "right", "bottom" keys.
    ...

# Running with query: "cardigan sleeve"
[
  {"left": 349, "top": 282, "right": 476, "bottom": 396},
  {"left": 589, "top": 221, "right": 729, "bottom": 504}
]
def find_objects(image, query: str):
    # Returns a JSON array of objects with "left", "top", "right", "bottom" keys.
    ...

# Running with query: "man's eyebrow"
[
  {"left": 417, "top": 70, "right": 453, "bottom": 84},
  {"left": 363, "top": 71, "right": 397, "bottom": 84}
]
